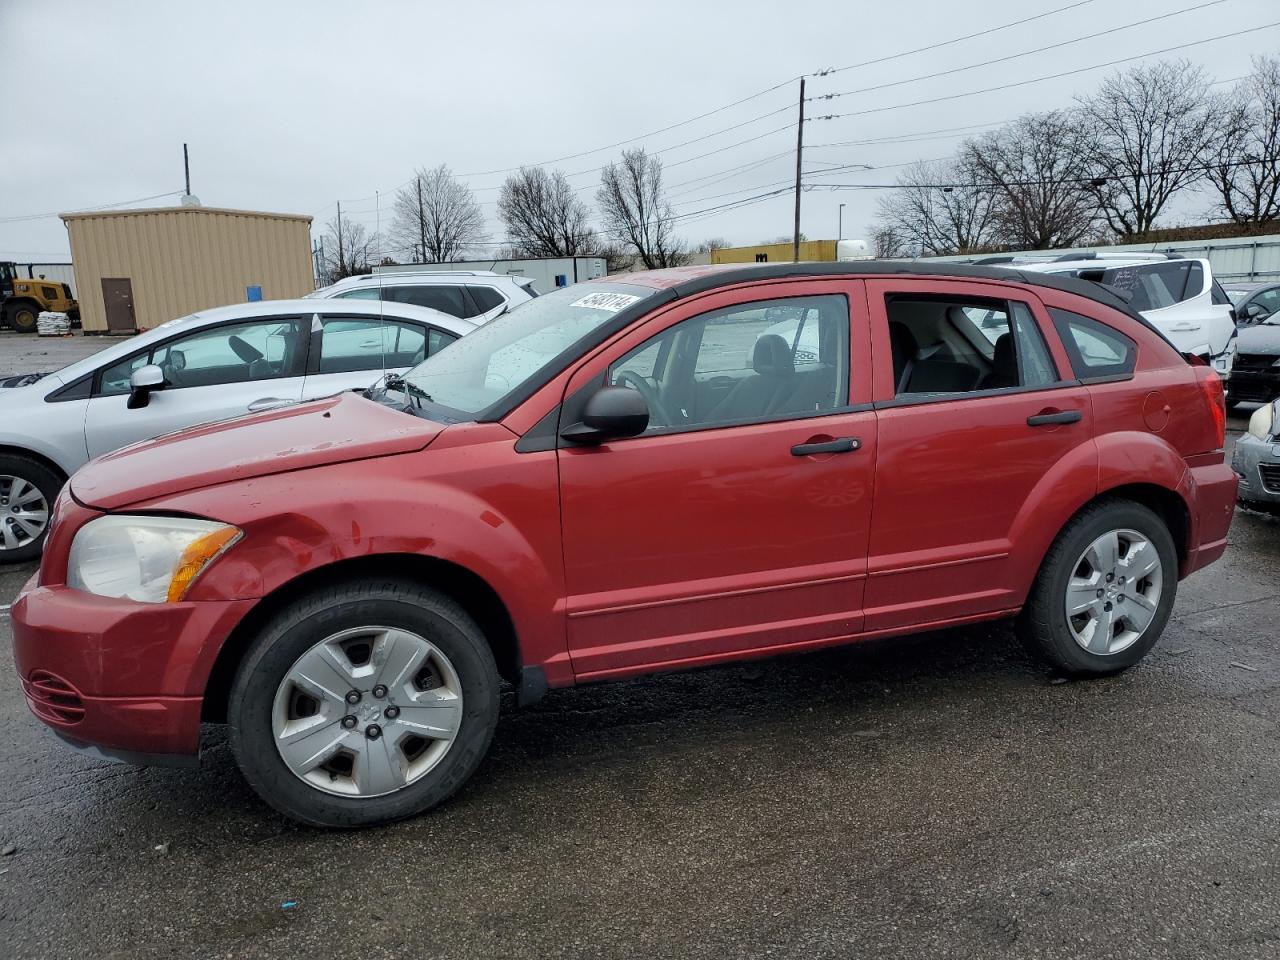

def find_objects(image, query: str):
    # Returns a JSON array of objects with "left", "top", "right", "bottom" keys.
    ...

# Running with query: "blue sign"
[
  {"left": 555, "top": 274, "right": 568, "bottom": 287},
  {"left": 246, "top": 284, "right": 263, "bottom": 302}
]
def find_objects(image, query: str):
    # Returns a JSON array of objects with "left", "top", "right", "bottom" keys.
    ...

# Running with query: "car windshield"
[
  {"left": 400, "top": 282, "right": 653, "bottom": 417},
  {"left": 1227, "top": 289, "right": 1252, "bottom": 305}
]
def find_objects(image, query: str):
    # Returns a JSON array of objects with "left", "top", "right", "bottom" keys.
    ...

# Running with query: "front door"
[
  {"left": 862, "top": 278, "right": 1095, "bottom": 630},
  {"left": 557, "top": 280, "right": 877, "bottom": 680},
  {"left": 101, "top": 278, "right": 136, "bottom": 333},
  {"left": 83, "top": 316, "right": 307, "bottom": 458}
]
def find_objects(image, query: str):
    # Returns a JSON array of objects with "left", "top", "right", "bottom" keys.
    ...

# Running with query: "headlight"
[
  {"left": 1248, "top": 401, "right": 1276, "bottom": 441},
  {"left": 67, "top": 516, "right": 241, "bottom": 603}
]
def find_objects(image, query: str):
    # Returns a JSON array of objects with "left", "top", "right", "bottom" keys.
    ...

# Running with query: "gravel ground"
[{"left": 1, "top": 334, "right": 1278, "bottom": 960}]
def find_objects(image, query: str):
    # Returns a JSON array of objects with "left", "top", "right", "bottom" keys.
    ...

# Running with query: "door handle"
[
  {"left": 248, "top": 397, "right": 292, "bottom": 412},
  {"left": 791, "top": 437, "right": 860, "bottom": 456},
  {"left": 1027, "top": 409, "right": 1082, "bottom": 426}
]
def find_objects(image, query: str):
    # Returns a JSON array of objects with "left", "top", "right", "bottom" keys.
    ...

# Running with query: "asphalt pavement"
[{"left": 1, "top": 333, "right": 1278, "bottom": 959}]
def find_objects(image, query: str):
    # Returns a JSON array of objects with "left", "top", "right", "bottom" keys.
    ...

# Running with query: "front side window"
[
  {"left": 96, "top": 319, "right": 303, "bottom": 395},
  {"left": 1050, "top": 308, "right": 1137, "bottom": 379},
  {"left": 334, "top": 288, "right": 383, "bottom": 301},
  {"left": 1255, "top": 288, "right": 1280, "bottom": 320},
  {"left": 886, "top": 296, "right": 1058, "bottom": 397},
  {"left": 606, "top": 295, "right": 849, "bottom": 434}
]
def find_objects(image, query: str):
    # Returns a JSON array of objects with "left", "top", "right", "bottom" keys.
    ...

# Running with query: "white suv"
[
  {"left": 310, "top": 270, "right": 537, "bottom": 324},
  {"left": 1005, "top": 253, "right": 1237, "bottom": 377}
]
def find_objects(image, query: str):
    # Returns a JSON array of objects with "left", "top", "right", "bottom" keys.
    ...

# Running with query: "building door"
[{"left": 101, "top": 278, "right": 136, "bottom": 333}]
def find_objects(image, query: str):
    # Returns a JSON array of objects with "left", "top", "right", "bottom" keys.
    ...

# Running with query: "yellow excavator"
[{"left": 1, "top": 261, "right": 79, "bottom": 333}]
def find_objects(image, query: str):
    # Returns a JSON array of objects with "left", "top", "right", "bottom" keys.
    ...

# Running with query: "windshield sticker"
[{"left": 569, "top": 292, "right": 642, "bottom": 312}]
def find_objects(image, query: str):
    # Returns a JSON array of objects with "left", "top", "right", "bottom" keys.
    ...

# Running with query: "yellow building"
[
  {"left": 711, "top": 240, "right": 839, "bottom": 264},
  {"left": 61, "top": 205, "right": 313, "bottom": 333}
]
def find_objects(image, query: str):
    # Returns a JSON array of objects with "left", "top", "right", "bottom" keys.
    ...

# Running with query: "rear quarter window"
[{"left": 1049, "top": 308, "right": 1137, "bottom": 380}]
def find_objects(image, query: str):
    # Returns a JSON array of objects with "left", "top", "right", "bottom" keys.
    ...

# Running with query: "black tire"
[
  {"left": 6, "top": 301, "right": 39, "bottom": 334},
  {"left": 1017, "top": 498, "right": 1178, "bottom": 677},
  {"left": 0, "top": 453, "right": 63, "bottom": 564},
  {"left": 228, "top": 578, "right": 500, "bottom": 828},
  {"left": 1225, "top": 399, "right": 1240, "bottom": 412}
]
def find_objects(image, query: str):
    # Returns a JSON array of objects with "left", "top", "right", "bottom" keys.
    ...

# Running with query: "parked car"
[
  {"left": 1225, "top": 306, "right": 1280, "bottom": 408},
  {"left": 1225, "top": 280, "right": 1280, "bottom": 322},
  {"left": 0, "top": 299, "right": 474, "bottom": 562},
  {"left": 1010, "top": 253, "right": 1238, "bottom": 379},
  {"left": 12, "top": 262, "right": 1235, "bottom": 827},
  {"left": 310, "top": 270, "right": 538, "bottom": 323},
  {"left": 1233, "top": 398, "right": 1280, "bottom": 511}
]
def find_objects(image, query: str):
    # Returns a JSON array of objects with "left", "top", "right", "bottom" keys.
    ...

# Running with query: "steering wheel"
[{"left": 615, "top": 371, "right": 674, "bottom": 427}]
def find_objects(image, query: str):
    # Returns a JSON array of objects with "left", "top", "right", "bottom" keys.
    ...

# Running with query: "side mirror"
[
  {"left": 127, "top": 364, "right": 166, "bottom": 409},
  {"left": 560, "top": 386, "right": 649, "bottom": 444},
  {"left": 1243, "top": 302, "right": 1266, "bottom": 322}
]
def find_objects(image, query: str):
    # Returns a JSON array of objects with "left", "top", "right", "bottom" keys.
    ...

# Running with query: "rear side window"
[
  {"left": 1050, "top": 308, "right": 1137, "bottom": 380},
  {"left": 469, "top": 286, "right": 506, "bottom": 313},
  {"left": 1100, "top": 262, "right": 1203, "bottom": 311},
  {"left": 386, "top": 285, "right": 468, "bottom": 318}
]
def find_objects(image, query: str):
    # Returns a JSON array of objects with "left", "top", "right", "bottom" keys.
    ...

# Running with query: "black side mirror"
[
  {"left": 127, "top": 363, "right": 165, "bottom": 409},
  {"left": 560, "top": 386, "right": 649, "bottom": 444}
]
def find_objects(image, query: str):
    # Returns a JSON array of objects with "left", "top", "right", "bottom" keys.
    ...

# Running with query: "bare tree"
[
  {"left": 319, "top": 212, "right": 377, "bottom": 283},
  {"left": 498, "top": 166, "right": 596, "bottom": 256},
  {"left": 1207, "top": 55, "right": 1280, "bottom": 225},
  {"left": 958, "top": 111, "right": 1099, "bottom": 249},
  {"left": 693, "top": 237, "right": 730, "bottom": 254},
  {"left": 1077, "top": 60, "right": 1219, "bottom": 238},
  {"left": 391, "top": 164, "right": 489, "bottom": 262},
  {"left": 597, "top": 148, "right": 690, "bottom": 269},
  {"left": 874, "top": 159, "right": 998, "bottom": 256},
  {"left": 872, "top": 225, "right": 910, "bottom": 258}
]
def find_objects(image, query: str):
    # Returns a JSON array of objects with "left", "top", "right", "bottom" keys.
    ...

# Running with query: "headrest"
[{"left": 752, "top": 334, "right": 794, "bottom": 377}]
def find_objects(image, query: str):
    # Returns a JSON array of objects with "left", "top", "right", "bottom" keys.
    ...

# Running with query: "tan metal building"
[{"left": 61, "top": 205, "right": 313, "bottom": 333}]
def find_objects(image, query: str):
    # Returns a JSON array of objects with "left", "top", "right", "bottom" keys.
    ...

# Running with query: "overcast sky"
[{"left": 2, "top": 0, "right": 1276, "bottom": 265}]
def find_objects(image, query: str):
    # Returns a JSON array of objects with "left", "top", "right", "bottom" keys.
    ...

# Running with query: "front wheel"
[
  {"left": 0, "top": 454, "right": 61, "bottom": 563},
  {"left": 228, "top": 579, "right": 500, "bottom": 827},
  {"left": 1018, "top": 499, "right": 1177, "bottom": 677},
  {"left": 6, "top": 302, "right": 39, "bottom": 334}
]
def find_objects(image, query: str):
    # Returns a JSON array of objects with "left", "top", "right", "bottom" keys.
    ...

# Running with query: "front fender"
[{"left": 144, "top": 441, "right": 568, "bottom": 695}]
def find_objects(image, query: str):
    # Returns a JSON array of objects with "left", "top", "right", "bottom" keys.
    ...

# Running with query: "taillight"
[{"left": 1199, "top": 371, "right": 1225, "bottom": 449}]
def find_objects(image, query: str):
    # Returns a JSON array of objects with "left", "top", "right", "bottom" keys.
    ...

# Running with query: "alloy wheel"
[
  {"left": 271, "top": 625, "right": 464, "bottom": 798},
  {"left": 1064, "top": 528, "right": 1163, "bottom": 656},
  {"left": 0, "top": 475, "right": 50, "bottom": 552}
]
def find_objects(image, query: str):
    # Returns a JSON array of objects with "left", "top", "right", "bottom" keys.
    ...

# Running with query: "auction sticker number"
[{"left": 569, "top": 292, "right": 642, "bottom": 312}]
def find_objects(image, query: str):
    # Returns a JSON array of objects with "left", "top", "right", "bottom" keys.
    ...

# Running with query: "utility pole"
[
  {"left": 793, "top": 77, "right": 805, "bottom": 263},
  {"left": 417, "top": 176, "right": 427, "bottom": 264},
  {"left": 319, "top": 236, "right": 326, "bottom": 284},
  {"left": 183, "top": 143, "right": 191, "bottom": 197},
  {"left": 335, "top": 201, "right": 343, "bottom": 276},
  {"left": 838, "top": 203, "right": 846, "bottom": 241}
]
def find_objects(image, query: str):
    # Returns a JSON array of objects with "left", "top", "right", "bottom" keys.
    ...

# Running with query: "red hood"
[{"left": 72, "top": 393, "right": 443, "bottom": 510}]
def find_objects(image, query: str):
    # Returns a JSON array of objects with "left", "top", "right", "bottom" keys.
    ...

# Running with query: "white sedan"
[{"left": 0, "top": 298, "right": 475, "bottom": 561}]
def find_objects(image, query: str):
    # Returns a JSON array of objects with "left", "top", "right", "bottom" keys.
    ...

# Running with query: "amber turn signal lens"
[{"left": 165, "top": 525, "right": 242, "bottom": 602}]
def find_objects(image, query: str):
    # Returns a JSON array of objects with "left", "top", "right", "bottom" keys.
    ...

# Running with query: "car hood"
[
  {"left": 1239, "top": 323, "right": 1280, "bottom": 356},
  {"left": 72, "top": 392, "right": 444, "bottom": 511}
]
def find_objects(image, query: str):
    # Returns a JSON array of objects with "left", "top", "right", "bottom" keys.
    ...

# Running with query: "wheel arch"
[
  {"left": 1092, "top": 481, "right": 1191, "bottom": 573},
  {"left": 201, "top": 553, "right": 522, "bottom": 723},
  {"left": 0, "top": 444, "right": 71, "bottom": 485}
]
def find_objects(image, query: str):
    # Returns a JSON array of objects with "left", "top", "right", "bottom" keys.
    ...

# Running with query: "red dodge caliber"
[{"left": 12, "top": 263, "right": 1236, "bottom": 826}]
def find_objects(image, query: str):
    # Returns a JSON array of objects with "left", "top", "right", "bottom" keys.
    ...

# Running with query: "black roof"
[{"left": 657, "top": 260, "right": 1147, "bottom": 324}]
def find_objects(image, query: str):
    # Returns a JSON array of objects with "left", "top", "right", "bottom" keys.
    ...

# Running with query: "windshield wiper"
[{"left": 382, "top": 373, "right": 433, "bottom": 409}]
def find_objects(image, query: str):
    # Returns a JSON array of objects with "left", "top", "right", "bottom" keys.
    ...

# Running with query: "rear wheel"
[
  {"left": 0, "top": 455, "right": 61, "bottom": 563},
  {"left": 1018, "top": 499, "right": 1177, "bottom": 677},
  {"left": 6, "top": 302, "right": 39, "bottom": 334},
  {"left": 228, "top": 579, "right": 500, "bottom": 827}
]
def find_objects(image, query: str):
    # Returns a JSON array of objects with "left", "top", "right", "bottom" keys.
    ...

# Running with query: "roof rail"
[
  {"left": 972, "top": 255, "right": 1018, "bottom": 265},
  {"left": 1053, "top": 251, "right": 1096, "bottom": 261}
]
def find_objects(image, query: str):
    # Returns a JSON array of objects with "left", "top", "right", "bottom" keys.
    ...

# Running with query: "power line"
[
  {"left": 0, "top": 189, "right": 183, "bottom": 224},
  {"left": 809, "top": 0, "right": 1232, "bottom": 102},
  {"left": 819, "top": 0, "right": 1099, "bottom": 76},
  {"left": 808, "top": 21, "right": 1280, "bottom": 122}
]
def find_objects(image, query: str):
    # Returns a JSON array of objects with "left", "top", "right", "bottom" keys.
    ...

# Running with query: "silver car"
[
  {"left": 1233, "top": 399, "right": 1280, "bottom": 512},
  {"left": 0, "top": 298, "right": 474, "bottom": 561}
]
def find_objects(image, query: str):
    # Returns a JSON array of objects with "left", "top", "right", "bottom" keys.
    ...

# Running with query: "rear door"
[
  {"left": 863, "top": 278, "right": 1095, "bottom": 630},
  {"left": 83, "top": 316, "right": 307, "bottom": 458},
  {"left": 301, "top": 312, "right": 461, "bottom": 399}
]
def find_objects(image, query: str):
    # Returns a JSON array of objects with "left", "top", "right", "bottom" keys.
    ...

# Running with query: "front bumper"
[
  {"left": 1233, "top": 431, "right": 1280, "bottom": 506},
  {"left": 11, "top": 576, "right": 253, "bottom": 761}
]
